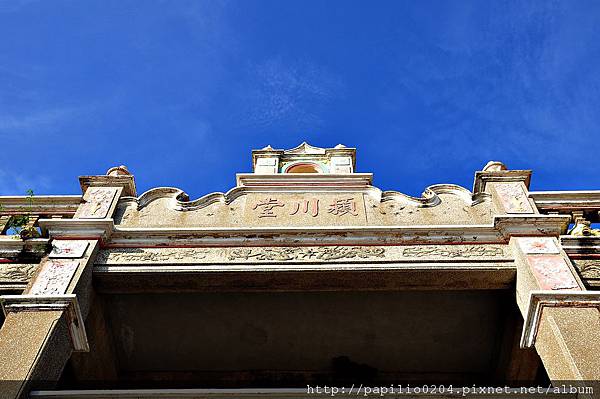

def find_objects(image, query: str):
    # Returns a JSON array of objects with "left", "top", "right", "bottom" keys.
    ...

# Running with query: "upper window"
[{"left": 285, "top": 163, "right": 322, "bottom": 173}]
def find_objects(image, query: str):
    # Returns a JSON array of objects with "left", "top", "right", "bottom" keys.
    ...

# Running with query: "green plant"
[{"left": 0, "top": 189, "right": 40, "bottom": 239}]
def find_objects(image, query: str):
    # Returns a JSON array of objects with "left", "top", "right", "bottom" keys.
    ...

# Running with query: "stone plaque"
[
  {"left": 75, "top": 187, "right": 119, "bottom": 219},
  {"left": 493, "top": 183, "right": 534, "bottom": 214},
  {"left": 49, "top": 240, "right": 89, "bottom": 258},
  {"left": 244, "top": 194, "right": 367, "bottom": 226},
  {"left": 527, "top": 255, "right": 579, "bottom": 290},
  {"left": 518, "top": 237, "right": 560, "bottom": 254},
  {"left": 30, "top": 260, "right": 79, "bottom": 295}
]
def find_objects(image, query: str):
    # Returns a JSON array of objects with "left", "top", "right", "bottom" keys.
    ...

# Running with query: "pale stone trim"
[
  {"left": 0, "top": 195, "right": 81, "bottom": 215},
  {"left": 0, "top": 294, "right": 88, "bottom": 351},
  {"left": 529, "top": 190, "right": 600, "bottom": 212},
  {"left": 520, "top": 290, "right": 600, "bottom": 348}
]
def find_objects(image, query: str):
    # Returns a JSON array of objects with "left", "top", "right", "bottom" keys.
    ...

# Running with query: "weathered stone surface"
[
  {"left": 49, "top": 240, "right": 89, "bottom": 258},
  {"left": 492, "top": 182, "right": 534, "bottom": 214},
  {"left": 573, "top": 259, "right": 600, "bottom": 280},
  {"left": 0, "top": 263, "right": 38, "bottom": 282},
  {"left": 113, "top": 177, "right": 495, "bottom": 229},
  {"left": 96, "top": 244, "right": 509, "bottom": 265},
  {"left": 29, "top": 260, "right": 79, "bottom": 295},
  {"left": 74, "top": 187, "right": 119, "bottom": 219}
]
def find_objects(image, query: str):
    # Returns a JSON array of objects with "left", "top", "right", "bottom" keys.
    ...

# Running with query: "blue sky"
[{"left": 1, "top": 0, "right": 599, "bottom": 198}]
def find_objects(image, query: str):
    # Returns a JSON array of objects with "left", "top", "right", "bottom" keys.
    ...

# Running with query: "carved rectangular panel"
[
  {"left": 527, "top": 255, "right": 580, "bottom": 290},
  {"left": 49, "top": 240, "right": 89, "bottom": 258},
  {"left": 0, "top": 264, "right": 38, "bottom": 283},
  {"left": 96, "top": 244, "right": 510, "bottom": 265},
  {"left": 493, "top": 183, "right": 534, "bottom": 214},
  {"left": 74, "top": 187, "right": 119, "bottom": 219},
  {"left": 518, "top": 237, "right": 560, "bottom": 254},
  {"left": 244, "top": 194, "right": 367, "bottom": 226},
  {"left": 30, "top": 260, "right": 79, "bottom": 295}
]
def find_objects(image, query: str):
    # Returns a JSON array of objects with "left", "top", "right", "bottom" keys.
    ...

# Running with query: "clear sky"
[{"left": 1, "top": 0, "right": 599, "bottom": 198}]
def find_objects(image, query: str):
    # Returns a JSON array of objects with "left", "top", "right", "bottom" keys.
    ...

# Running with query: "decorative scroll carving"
[
  {"left": 493, "top": 183, "right": 534, "bottom": 214},
  {"left": 96, "top": 248, "right": 210, "bottom": 264},
  {"left": 401, "top": 245, "right": 504, "bottom": 258},
  {"left": 49, "top": 240, "right": 89, "bottom": 258},
  {"left": 30, "top": 260, "right": 79, "bottom": 295},
  {"left": 227, "top": 246, "right": 385, "bottom": 261},
  {"left": 75, "top": 187, "right": 119, "bottom": 219},
  {"left": 527, "top": 255, "right": 579, "bottom": 290},
  {"left": 97, "top": 244, "right": 509, "bottom": 265},
  {"left": 573, "top": 259, "right": 600, "bottom": 280},
  {"left": 0, "top": 264, "right": 38, "bottom": 282}
]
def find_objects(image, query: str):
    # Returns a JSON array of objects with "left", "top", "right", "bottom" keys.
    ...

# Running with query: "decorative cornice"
[
  {"left": 0, "top": 237, "right": 50, "bottom": 258},
  {"left": 236, "top": 172, "right": 373, "bottom": 187},
  {"left": 494, "top": 215, "right": 571, "bottom": 237},
  {"left": 37, "top": 218, "right": 114, "bottom": 241},
  {"left": 560, "top": 236, "right": 600, "bottom": 255},
  {"left": 473, "top": 169, "right": 532, "bottom": 193},
  {"left": 529, "top": 190, "right": 600, "bottom": 214},
  {"left": 79, "top": 175, "right": 136, "bottom": 197},
  {"left": 0, "top": 195, "right": 81, "bottom": 216},
  {"left": 105, "top": 216, "right": 567, "bottom": 246}
]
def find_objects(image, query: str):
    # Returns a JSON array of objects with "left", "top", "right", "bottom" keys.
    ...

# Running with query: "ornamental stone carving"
[
  {"left": 29, "top": 260, "right": 79, "bottom": 295},
  {"left": 75, "top": 187, "right": 119, "bottom": 219},
  {"left": 401, "top": 245, "right": 504, "bottom": 258},
  {"left": 96, "top": 244, "right": 509, "bottom": 265},
  {"left": 493, "top": 183, "right": 534, "bottom": 214},
  {"left": 96, "top": 248, "right": 210, "bottom": 264},
  {"left": 527, "top": 255, "right": 579, "bottom": 290},
  {"left": 0, "top": 264, "right": 38, "bottom": 282},
  {"left": 517, "top": 237, "right": 560, "bottom": 254},
  {"left": 573, "top": 259, "right": 600, "bottom": 280},
  {"left": 227, "top": 246, "right": 385, "bottom": 261}
]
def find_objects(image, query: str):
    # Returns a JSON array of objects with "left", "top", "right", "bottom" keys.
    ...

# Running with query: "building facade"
[{"left": 0, "top": 143, "right": 599, "bottom": 398}]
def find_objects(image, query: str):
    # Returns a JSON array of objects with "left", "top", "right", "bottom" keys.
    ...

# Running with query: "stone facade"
[{"left": 0, "top": 143, "right": 598, "bottom": 398}]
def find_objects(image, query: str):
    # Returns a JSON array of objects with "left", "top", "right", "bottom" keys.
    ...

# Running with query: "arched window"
[{"left": 285, "top": 162, "right": 322, "bottom": 173}]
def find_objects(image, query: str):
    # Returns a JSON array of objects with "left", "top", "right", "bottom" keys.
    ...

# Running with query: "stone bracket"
[
  {"left": 520, "top": 290, "right": 600, "bottom": 349},
  {"left": 0, "top": 294, "right": 89, "bottom": 352}
]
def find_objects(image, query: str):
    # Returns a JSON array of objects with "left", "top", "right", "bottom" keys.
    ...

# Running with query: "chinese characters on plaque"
[{"left": 253, "top": 197, "right": 359, "bottom": 218}]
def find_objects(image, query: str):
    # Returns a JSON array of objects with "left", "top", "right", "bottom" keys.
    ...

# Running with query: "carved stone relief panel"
[
  {"left": 573, "top": 259, "right": 600, "bottom": 280},
  {"left": 527, "top": 255, "right": 580, "bottom": 290},
  {"left": 518, "top": 237, "right": 560, "bottom": 254},
  {"left": 0, "top": 264, "right": 38, "bottom": 283},
  {"left": 49, "top": 240, "right": 89, "bottom": 258},
  {"left": 96, "top": 244, "right": 510, "bottom": 265},
  {"left": 74, "top": 187, "right": 119, "bottom": 219},
  {"left": 493, "top": 183, "right": 534, "bottom": 214},
  {"left": 29, "top": 260, "right": 79, "bottom": 295}
]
